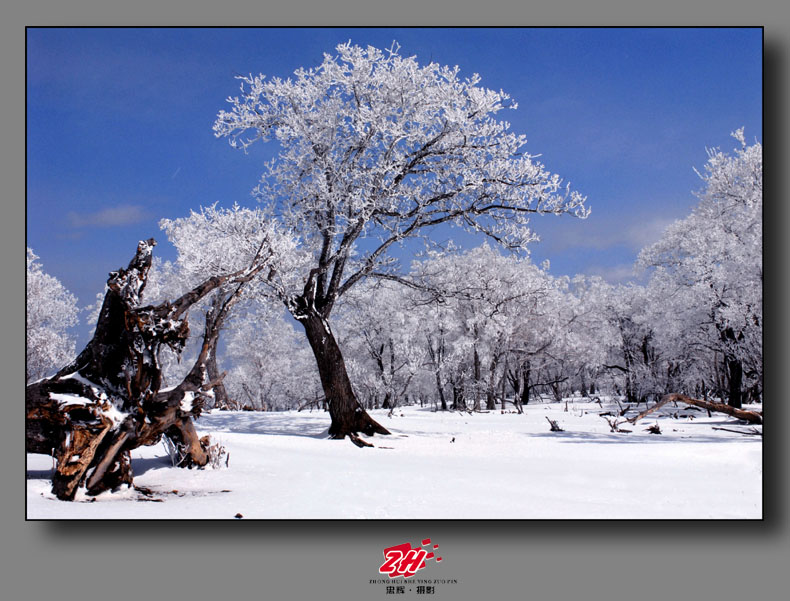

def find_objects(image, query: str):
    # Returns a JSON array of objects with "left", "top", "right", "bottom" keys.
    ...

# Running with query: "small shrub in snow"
[
  {"left": 202, "top": 436, "right": 230, "bottom": 469},
  {"left": 162, "top": 434, "right": 228, "bottom": 469}
]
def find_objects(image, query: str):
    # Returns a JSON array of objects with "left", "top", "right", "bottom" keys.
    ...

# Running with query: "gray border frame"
[{"left": 7, "top": 3, "right": 787, "bottom": 600}]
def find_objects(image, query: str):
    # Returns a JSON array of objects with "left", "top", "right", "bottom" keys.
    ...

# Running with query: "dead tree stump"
[{"left": 26, "top": 238, "right": 268, "bottom": 500}]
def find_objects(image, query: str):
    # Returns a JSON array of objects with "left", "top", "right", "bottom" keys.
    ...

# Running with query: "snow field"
[{"left": 26, "top": 399, "right": 762, "bottom": 519}]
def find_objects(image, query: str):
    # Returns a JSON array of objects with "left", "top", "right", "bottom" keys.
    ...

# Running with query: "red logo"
[{"left": 378, "top": 538, "right": 443, "bottom": 579}]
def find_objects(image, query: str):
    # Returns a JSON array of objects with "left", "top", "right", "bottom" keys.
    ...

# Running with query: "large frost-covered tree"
[
  {"left": 26, "top": 248, "right": 79, "bottom": 383},
  {"left": 214, "top": 42, "right": 588, "bottom": 441},
  {"left": 638, "top": 129, "right": 762, "bottom": 408}
]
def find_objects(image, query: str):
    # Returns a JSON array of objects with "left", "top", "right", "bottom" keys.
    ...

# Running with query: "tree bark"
[
  {"left": 719, "top": 326, "right": 745, "bottom": 409},
  {"left": 621, "top": 344, "right": 639, "bottom": 404},
  {"left": 550, "top": 380, "right": 562, "bottom": 404},
  {"left": 426, "top": 335, "right": 447, "bottom": 411},
  {"left": 520, "top": 362, "right": 531, "bottom": 407},
  {"left": 204, "top": 292, "right": 232, "bottom": 410},
  {"left": 452, "top": 382, "right": 466, "bottom": 411},
  {"left": 299, "top": 310, "right": 390, "bottom": 439},
  {"left": 726, "top": 357, "right": 743, "bottom": 409},
  {"left": 485, "top": 354, "right": 499, "bottom": 411},
  {"left": 499, "top": 355, "right": 509, "bottom": 411},
  {"left": 435, "top": 371, "right": 448, "bottom": 411},
  {"left": 472, "top": 344, "right": 482, "bottom": 412}
]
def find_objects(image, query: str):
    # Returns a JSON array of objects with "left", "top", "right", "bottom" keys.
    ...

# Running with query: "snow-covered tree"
[
  {"left": 581, "top": 279, "right": 660, "bottom": 403},
  {"left": 550, "top": 276, "right": 618, "bottom": 399},
  {"left": 497, "top": 266, "right": 599, "bottom": 407},
  {"left": 159, "top": 203, "right": 298, "bottom": 292},
  {"left": 392, "top": 245, "right": 598, "bottom": 412},
  {"left": 416, "top": 289, "right": 469, "bottom": 411},
  {"left": 214, "top": 41, "right": 588, "bottom": 440},
  {"left": 409, "top": 245, "right": 553, "bottom": 410},
  {"left": 158, "top": 203, "right": 298, "bottom": 407},
  {"left": 638, "top": 129, "right": 762, "bottom": 407},
  {"left": 26, "top": 248, "right": 79, "bottom": 383},
  {"left": 223, "top": 305, "right": 319, "bottom": 411},
  {"left": 337, "top": 278, "right": 429, "bottom": 411}
]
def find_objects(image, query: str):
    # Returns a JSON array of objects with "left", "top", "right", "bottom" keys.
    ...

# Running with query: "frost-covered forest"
[{"left": 26, "top": 42, "right": 762, "bottom": 516}]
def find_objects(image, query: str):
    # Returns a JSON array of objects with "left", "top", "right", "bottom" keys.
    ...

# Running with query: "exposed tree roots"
[{"left": 26, "top": 239, "right": 261, "bottom": 500}]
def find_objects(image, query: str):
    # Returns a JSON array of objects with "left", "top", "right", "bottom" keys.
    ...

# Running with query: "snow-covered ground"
[{"left": 26, "top": 398, "right": 762, "bottom": 519}]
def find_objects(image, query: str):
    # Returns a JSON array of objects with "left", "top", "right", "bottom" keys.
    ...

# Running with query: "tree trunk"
[
  {"left": 622, "top": 346, "right": 639, "bottom": 404},
  {"left": 550, "top": 379, "right": 562, "bottom": 404},
  {"left": 726, "top": 357, "right": 743, "bottom": 409},
  {"left": 520, "top": 362, "right": 531, "bottom": 407},
  {"left": 486, "top": 354, "right": 499, "bottom": 411},
  {"left": 719, "top": 325, "right": 745, "bottom": 408},
  {"left": 386, "top": 337, "right": 397, "bottom": 408},
  {"left": 499, "top": 354, "right": 509, "bottom": 411},
  {"left": 426, "top": 334, "right": 447, "bottom": 410},
  {"left": 435, "top": 371, "right": 448, "bottom": 411},
  {"left": 452, "top": 382, "right": 465, "bottom": 411},
  {"left": 206, "top": 335, "right": 231, "bottom": 410},
  {"left": 472, "top": 345, "right": 482, "bottom": 412},
  {"left": 373, "top": 343, "right": 389, "bottom": 409},
  {"left": 300, "top": 311, "right": 390, "bottom": 439},
  {"left": 202, "top": 288, "right": 246, "bottom": 410}
]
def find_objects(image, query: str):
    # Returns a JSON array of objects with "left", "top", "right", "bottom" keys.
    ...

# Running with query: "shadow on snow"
[{"left": 197, "top": 410, "right": 330, "bottom": 439}]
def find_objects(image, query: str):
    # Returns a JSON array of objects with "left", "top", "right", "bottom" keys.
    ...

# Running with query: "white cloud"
[
  {"left": 621, "top": 216, "right": 677, "bottom": 250},
  {"left": 535, "top": 211, "right": 678, "bottom": 254},
  {"left": 67, "top": 205, "right": 149, "bottom": 228},
  {"left": 583, "top": 263, "right": 642, "bottom": 284}
]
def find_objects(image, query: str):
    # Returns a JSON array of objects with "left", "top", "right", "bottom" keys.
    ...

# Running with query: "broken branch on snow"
[{"left": 627, "top": 393, "right": 762, "bottom": 426}]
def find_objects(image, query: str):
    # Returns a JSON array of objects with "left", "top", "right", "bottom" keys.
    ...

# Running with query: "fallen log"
[{"left": 627, "top": 393, "right": 762, "bottom": 426}]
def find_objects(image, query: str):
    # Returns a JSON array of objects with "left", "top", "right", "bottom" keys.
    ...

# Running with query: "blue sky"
[{"left": 27, "top": 27, "right": 762, "bottom": 343}]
